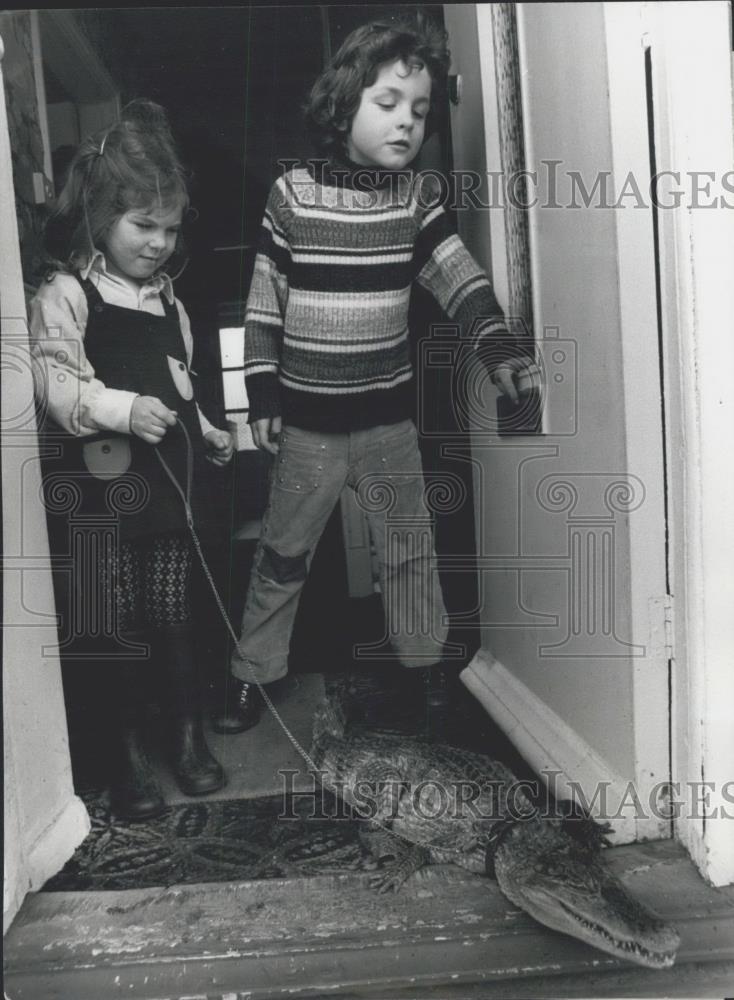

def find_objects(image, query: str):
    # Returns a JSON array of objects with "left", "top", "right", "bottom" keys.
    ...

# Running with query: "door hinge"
[{"left": 663, "top": 593, "right": 674, "bottom": 660}]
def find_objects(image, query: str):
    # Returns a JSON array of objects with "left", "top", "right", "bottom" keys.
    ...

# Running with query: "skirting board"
[
  {"left": 460, "top": 649, "right": 637, "bottom": 844},
  {"left": 26, "top": 794, "right": 90, "bottom": 892}
]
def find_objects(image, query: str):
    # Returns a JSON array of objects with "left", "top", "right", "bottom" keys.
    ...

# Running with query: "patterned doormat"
[
  {"left": 42, "top": 788, "right": 377, "bottom": 892},
  {"left": 42, "top": 670, "right": 529, "bottom": 893}
]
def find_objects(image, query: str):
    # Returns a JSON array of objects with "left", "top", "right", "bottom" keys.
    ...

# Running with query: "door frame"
[
  {"left": 1, "top": 19, "right": 90, "bottom": 935},
  {"left": 636, "top": 0, "right": 734, "bottom": 886}
]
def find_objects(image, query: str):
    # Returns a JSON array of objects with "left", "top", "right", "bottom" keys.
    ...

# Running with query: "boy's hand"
[
  {"left": 130, "top": 395, "right": 178, "bottom": 443},
  {"left": 251, "top": 416, "right": 282, "bottom": 455},
  {"left": 491, "top": 362, "right": 526, "bottom": 405},
  {"left": 204, "top": 428, "right": 234, "bottom": 466}
]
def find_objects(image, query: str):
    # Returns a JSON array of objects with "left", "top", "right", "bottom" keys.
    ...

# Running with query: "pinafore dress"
[{"left": 41, "top": 276, "right": 213, "bottom": 549}]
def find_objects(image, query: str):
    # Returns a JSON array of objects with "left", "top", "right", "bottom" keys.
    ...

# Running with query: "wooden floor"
[{"left": 4, "top": 838, "right": 734, "bottom": 999}]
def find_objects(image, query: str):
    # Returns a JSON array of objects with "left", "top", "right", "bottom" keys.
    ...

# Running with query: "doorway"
[
  {"left": 29, "top": 4, "right": 522, "bottom": 893},
  {"left": 6, "top": 5, "right": 734, "bottom": 990}
]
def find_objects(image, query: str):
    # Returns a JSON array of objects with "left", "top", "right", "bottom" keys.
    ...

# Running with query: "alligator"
[{"left": 310, "top": 696, "right": 680, "bottom": 969}]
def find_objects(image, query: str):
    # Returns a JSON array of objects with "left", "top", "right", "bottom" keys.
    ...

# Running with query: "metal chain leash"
[
  {"left": 152, "top": 418, "right": 496, "bottom": 856},
  {"left": 154, "top": 418, "right": 319, "bottom": 773}
]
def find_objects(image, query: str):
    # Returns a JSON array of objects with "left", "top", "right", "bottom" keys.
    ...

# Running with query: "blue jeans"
[{"left": 231, "top": 420, "right": 449, "bottom": 684}]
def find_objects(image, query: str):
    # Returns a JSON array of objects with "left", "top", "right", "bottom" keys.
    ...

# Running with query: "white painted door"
[{"left": 444, "top": 3, "right": 672, "bottom": 846}]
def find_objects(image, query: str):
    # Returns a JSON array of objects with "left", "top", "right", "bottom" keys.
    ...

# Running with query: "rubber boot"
[
  {"left": 158, "top": 622, "right": 226, "bottom": 796},
  {"left": 109, "top": 645, "right": 167, "bottom": 821}
]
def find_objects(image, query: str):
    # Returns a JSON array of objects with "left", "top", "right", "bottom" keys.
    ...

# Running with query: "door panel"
[{"left": 445, "top": 3, "right": 670, "bottom": 843}]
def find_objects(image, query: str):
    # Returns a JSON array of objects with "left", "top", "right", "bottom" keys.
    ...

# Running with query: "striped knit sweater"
[{"left": 244, "top": 157, "right": 527, "bottom": 430}]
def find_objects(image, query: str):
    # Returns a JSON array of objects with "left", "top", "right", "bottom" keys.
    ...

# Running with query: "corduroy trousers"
[{"left": 231, "top": 420, "right": 449, "bottom": 684}]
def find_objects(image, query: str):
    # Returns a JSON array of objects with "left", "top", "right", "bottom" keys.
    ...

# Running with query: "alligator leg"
[
  {"left": 555, "top": 798, "right": 613, "bottom": 852},
  {"left": 359, "top": 825, "right": 431, "bottom": 893}
]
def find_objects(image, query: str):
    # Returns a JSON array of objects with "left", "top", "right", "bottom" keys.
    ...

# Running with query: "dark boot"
[
  {"left": 158, "top": 623, "right": 226, "bottom": 796},
  {"left": 211, "top": 673, "right": 262, "bottom": 735},
  {"left": 109, "top": 647, "right": 167, "bottom": 821}
]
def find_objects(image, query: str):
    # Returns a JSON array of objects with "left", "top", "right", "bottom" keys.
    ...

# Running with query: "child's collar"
[
  {"left": 77, "top": 251, "right": 176, "bottom": 304},
  {"left": 322, "top": 151, "right": 413, "bottom": 190}
]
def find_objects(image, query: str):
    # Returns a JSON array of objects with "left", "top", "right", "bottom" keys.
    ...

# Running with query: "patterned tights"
[{"left": 111, "top": 533, "right": 193, "bottom": 633}]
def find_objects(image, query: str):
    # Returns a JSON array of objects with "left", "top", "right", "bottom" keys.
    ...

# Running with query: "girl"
[{"left": 30, "top": 100, "right": 233, "bottom": 820}]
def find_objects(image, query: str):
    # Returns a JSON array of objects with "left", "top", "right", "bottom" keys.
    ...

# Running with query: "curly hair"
[
  {"left": 304, "top": 14, "right": 451, "bottom": 157},
  {"left": 43, "top": 99, "right": 191, "bottom": 279}
]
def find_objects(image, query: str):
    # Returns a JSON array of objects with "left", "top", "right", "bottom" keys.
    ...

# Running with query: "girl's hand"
[
  {"left": 204, "top": 428, "right": 234, "bottom": 466},
  {"left": 251, "top": 416, "right": 282, "bottom": 455},
  {"left": 130, "top": 395, "right": 178, "bottom": 443}
]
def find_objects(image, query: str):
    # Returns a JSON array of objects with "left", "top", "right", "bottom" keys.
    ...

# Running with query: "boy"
[{"left": 221, "top": 18, "right": 531, "bottom": 734}]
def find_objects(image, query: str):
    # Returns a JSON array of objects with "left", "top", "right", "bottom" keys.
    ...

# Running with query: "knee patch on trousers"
[{"left": 259, "top": 544, "right": 308, "bottom": 584}]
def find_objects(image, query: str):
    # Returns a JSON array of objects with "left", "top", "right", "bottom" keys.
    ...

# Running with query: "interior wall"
[{"left": 449, "top": 1, "right": 670, "bottom": 818}]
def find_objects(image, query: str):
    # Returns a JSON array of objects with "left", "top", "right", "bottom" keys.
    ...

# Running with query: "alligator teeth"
[{"left": 563, "top": 907, "right": 674, "bottom": 965}]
